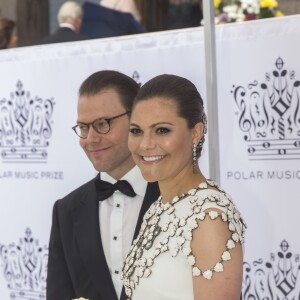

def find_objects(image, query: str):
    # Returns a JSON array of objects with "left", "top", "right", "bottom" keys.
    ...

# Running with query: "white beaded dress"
[{"left": 121, "top": 180, "right": 246, "bottom": 300}]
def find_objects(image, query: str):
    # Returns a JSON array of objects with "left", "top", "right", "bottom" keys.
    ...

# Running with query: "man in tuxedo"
[
  {"left": 46, "top": 70, "right": 160, "bottom": 300},
  {"left": 39, "top": 1, "right": 87, "bottom": 45}
]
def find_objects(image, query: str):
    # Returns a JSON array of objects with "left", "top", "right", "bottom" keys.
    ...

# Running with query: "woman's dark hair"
[
  {"left": 0, "top": 18, "right": 16, "bottom": 49},
  {"left": 134, "top": 74, "right": 206, "bottom": 157},
  {"left": 79, "top": 70, "right": 140, "bottom": 112}
]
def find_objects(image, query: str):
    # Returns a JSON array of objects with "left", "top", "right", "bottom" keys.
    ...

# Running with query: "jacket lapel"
[
  {"left": 120, "top": 182, "right": 160, "bottom": 300},
  {"left": 133, "top": 182, "right": 160, "bottom": 240},
  {"left": 72, "top": 181, "right": 118, "bottom": 300}
]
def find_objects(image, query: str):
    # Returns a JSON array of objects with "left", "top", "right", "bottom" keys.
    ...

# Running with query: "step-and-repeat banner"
[
  {"left": 217, "top": 17, "right": 300, "bottom": 298},
  {"left": 0, "top": 15, "right": 299, "bottom": 299}
]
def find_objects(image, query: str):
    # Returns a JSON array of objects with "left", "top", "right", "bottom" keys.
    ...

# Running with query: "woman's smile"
[{"left": 141, "top": 155, "right": 166, "bottom": 163}]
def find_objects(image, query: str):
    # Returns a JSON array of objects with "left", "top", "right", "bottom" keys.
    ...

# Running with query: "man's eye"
[
  {"left": 156, "top": 127, "right": 170, "bottom": 134},
  {"left": 129, "top": 128, "right": 142, "bottom": 135},
  {"left": 94, "top": 119, "right": 108, "bottom": 127},
  {"left": 79, "top": 125, "right": 89, "bottom": 131}
]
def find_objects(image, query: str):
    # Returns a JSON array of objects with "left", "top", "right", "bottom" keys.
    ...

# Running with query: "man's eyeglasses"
[{"left": 72, "top": 111, "right": 130, "bottom": 139}]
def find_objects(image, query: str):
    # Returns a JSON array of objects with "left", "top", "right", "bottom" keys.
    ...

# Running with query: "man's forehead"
[
  {"left": 77, "top": 91, "right": 125, "bottom": 118},
  {"left": 78, "top": 89, "right": 122, "bottom": 104}
]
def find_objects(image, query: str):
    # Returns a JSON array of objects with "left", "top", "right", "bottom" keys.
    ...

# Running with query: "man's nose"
[{"left": 85, "top": 126, "right": 102, "bottom": 141}]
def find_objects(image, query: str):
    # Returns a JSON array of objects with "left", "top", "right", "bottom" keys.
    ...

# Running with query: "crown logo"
[
  {"left": 0, "top": 81, "right": 55, "bottom": 163},
  {"left": 0, "top": 228, "right": 47, "bottom": 299},
  {"left": 241, "top": 240, "right": 300, "bottom": 299},
  {"left": 232, "top": 57, "right": 300, "bottom": 160}
]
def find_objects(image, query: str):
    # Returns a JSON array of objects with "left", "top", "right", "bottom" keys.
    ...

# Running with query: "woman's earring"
[{"left": 192, "top": 143, "right": 197, "bottom": 173}]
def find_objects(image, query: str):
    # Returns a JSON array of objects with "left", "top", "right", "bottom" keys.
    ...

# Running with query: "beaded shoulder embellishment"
[{"left": 121, "top": 180, "right": 247, "bottom": 299}]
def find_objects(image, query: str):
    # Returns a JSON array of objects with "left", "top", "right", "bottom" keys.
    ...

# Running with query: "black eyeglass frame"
[{"left": 72, "top": 111, "right": 130, "bottom": 139}]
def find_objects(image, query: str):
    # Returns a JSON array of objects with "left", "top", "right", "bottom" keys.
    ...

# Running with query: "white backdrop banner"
[
  {"left": 217, "top": 17, "right": 300, "bottom": 298},
  {"left": 0, "top": 15, "right": 299, "bottom": 299}
]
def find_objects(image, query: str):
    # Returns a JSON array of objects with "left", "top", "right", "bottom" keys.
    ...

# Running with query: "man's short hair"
[
  {"left": 79, "top": 70, "right": 140, "bottom": 112},
  {"left": 57, "top": 1, "right": 83, "bottom": 24}
]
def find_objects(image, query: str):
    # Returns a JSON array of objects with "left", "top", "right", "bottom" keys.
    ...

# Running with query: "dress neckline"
[{"left": 158, "top": 179, "right": 218, "bottom": 209}]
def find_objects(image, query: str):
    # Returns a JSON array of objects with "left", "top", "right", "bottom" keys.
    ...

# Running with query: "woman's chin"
[{"left": 140, "top": 171, "right": 160, "bottom": 183}]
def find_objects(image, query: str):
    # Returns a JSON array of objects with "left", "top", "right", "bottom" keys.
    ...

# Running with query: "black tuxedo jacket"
[
  {"left": 46, "top": 175, "right": 159, "bottom": 300},
  {"left": 38, "top": 27, "right": 88, "bottom": 45}
]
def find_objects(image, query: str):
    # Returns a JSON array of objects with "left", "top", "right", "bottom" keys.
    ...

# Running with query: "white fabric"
[
  {"left": 134, "top": 252, "right": 194, "bottom": 300},
  {"left": 99, "top": 166, "right": 147, "bottom": 298},
  {"left": 122, "top": 183, "right": 246, "bottom": 300}
]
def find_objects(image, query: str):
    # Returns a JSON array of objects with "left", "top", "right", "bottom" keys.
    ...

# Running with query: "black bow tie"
[{"left": 95, "top": 176, "right": 136, "bottom": 201}]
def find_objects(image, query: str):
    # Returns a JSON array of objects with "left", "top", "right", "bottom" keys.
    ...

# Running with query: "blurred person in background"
[
  {"left": 80, "top": 1, "right": 145, "bottom": 39},
  {"left": 38, "top": 1, "right": 87, "bottom": 45},
  {"left": 167, "top": 0, "right": 203, "bottom": 29},
  {"left": 0, "top": 18, "right": 18, "bottom": 49},
  {"left": 100, "top": 0, "right": 141, "bottom": 23}
]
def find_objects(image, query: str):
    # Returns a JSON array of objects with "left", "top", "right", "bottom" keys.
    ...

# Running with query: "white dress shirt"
[{"left": 99, "top": 166, "right": 147, "bottom": 299}]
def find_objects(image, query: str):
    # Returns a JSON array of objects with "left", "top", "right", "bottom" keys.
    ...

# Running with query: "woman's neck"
[{"left": 158, "top": 169, "right": 206, "bottom": 204}]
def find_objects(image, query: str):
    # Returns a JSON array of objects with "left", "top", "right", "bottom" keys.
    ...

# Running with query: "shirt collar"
[{"left": 101, "top": 166, "right": 147, "bottom": 198}]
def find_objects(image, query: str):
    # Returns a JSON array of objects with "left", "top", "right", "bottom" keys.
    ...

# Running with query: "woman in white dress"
[
  {"left": 121, "top": 74, "right": 247, "bottom": 300},
  {"left": 122, "top": 75, "right": 246, "bottom": 300}
]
